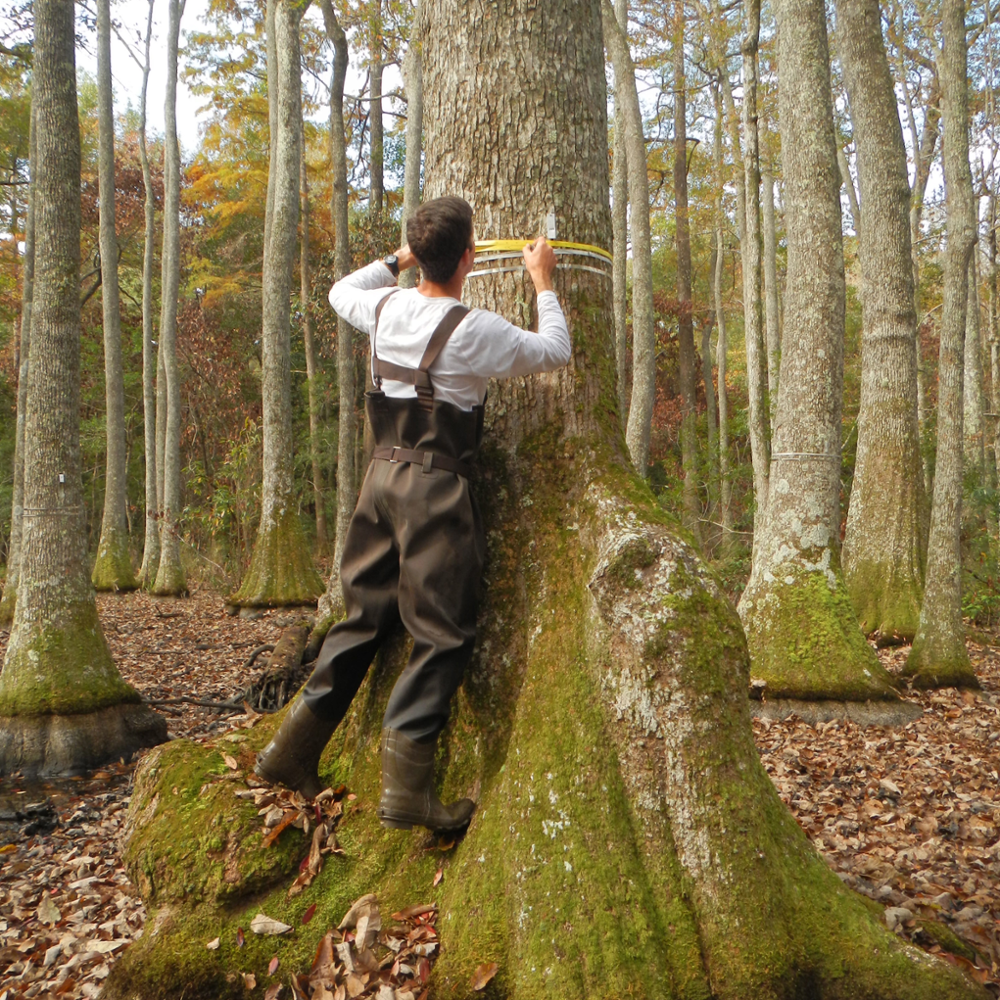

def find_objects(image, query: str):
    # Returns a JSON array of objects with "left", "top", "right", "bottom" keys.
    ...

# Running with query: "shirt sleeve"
[
  {"left": 459, "top": 290, "right": 572, "bottom": 379},
  {"left": 328, "top": 261, "right": 398, "bottom": 334}
]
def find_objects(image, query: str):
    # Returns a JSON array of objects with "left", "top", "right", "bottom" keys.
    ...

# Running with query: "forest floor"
[{"left": 0, "top": 590, "right": 999, "bottom": 998}]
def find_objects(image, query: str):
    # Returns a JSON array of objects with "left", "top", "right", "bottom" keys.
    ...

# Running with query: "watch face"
[{"left": 384, "top": 255, "right": 399, "bottom": 275}]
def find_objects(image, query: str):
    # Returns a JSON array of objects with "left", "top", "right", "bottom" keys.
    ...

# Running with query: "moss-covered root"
[
  {"left": 0, "top": 702, "right": 166, "bottom": 778},
  {"left": 903, "top": 630, "right": 980, "bottom": 689},
  {"left": 92, "top": 526, "right": 138, "bottom": 592},
  {"left": 231, "top": 505, "right": 324, "bottom": 608},
  {"left": 151, "top": 535, "right": 187, "bottom": 597},
  {"left": 739, "top": 563, "right": 900, "bottom": 701},
  {"left": 844, "top": 555, "right": 922, "bottom": 645}
]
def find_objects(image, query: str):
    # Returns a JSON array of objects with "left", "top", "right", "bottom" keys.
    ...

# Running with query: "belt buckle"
[{"left": 389, "top": 447, "right": 401, "bottom": 464}]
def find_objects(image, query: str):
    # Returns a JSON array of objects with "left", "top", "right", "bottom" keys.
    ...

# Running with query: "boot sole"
[
  {"left": 378, "top": 808, "right": 472, "bottom": 833},
  {"left": 380, "top": 817, "right": 414, "bottom": 830}
]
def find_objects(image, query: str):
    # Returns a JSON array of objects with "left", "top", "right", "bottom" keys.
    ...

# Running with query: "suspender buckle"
[
  {"left": 389, "top": 447, "right": 401, "bottom": 463},
  {"left": 422, "top": 452, "right": 434, "bottom": 474}
]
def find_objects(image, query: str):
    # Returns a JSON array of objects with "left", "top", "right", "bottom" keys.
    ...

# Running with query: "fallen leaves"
[
  {"left": 251, "top": 914, "right": 293, "bottom": 936},
  {"left": 470, "top": 961, "right": 498, "bottom": 991}
]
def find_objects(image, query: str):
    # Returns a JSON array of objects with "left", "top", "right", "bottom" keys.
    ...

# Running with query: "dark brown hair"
[{"left": 406, "top": 196, "right": 474, "bottom": 283}]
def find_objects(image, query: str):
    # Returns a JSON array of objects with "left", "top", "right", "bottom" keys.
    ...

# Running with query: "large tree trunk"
[
  {"left": 603, "top": 0, "right": 655, "bottom": 476},
  {"left": 151, "top": 0, "right": 187, "bottom": 596},
  {"left": 674, "top": 0, "right": 700, "bottom": 537},
  {"left": 316, "top": 0, "right": 356, "bottom": 628},
  {"left": 738, "top": 0, "right": 899, "bottom": 703},
  {"left": 0, "top": 0, "right": 166, "bottom": 778},
  {"left": 399, "top": 11, "right": 423, "bottom": 291},
  {"left": 232, "top": 0, "right": 324, "bottom": 609},
  {"left": 741, "top": 0, "right": 770, "bottom": 524},
  {"left": 0, "top": 103, "right": 35, "bottom": 625},
  {"left": 837, "top": 0, "right": 926, "bottom": 645},
  {"left": 964, "top": 258, "right": 985, "bottom": 477},
  {"left": 762, "top": 155, "right": 781, "bottom": 410},
  {"left": 137, "top": 0, "right": 160, "bottom": 589},
  {"left": 904, "top": 0, "right": 979, "bottom": 689},
  {"left": 300, "top": 116, "right": 329, "bottom": 552},
  {"left": 611, "top": 0, "right": 629, "bottom": 423},
  {"left": 92, "top": 0, "right": 138, "bottom": 593},
  {"left": 106, "top": 4, "right": 984, "bottom": 998}
]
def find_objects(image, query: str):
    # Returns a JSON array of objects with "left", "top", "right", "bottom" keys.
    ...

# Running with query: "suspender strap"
[
  {"left": 372, "top": 446, "right": 473, "bottom": 479},
  {"left": 371, "top": 293, "right": 470, "bottom": 408}
]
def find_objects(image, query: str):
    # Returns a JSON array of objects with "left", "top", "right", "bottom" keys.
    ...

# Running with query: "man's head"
[{"left": 406, "top": 196, "right": 475, "bottom": 284}]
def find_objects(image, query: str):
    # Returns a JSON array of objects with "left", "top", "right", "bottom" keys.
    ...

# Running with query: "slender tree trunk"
[
  {"left": 713, "top": 82, "right": 734, "bottom": 557},
  {"left": 399, "top": 11, "right": 423, "bottom": 291},
  {"left": 92, "top": 0, "right": 137, "bottom": 592},
  {"left": 837, "top": 0, "right": 926, "bottom": 645},
  {"left": 674, "top": 0, "right": 700, "bottom": 539},
  {"left": 738, "top": 0, "right": 898, "bottom": 702},
  {"left": 904, "top": 0, "right": 978, "bottom": 689},
  {"left": 137, "top": 0, "right": 160, "bottom": 588},
  {"left": 611, "top": 0, "right": 629, "bottom": 422},
  {"left": 0, "top": 104, "right": 35, "bottom": 625},
  {"left": 264, "top": 0, "right": 278, "bottom": 273},
  {"left": 964, "top": 257, "right": 985, "bottom": 478},
  {"left": 989, "top": 194, "right": 1000, "bottom": 493},
  {"left": 602, "top": 0, "right": 655, "bottom": 476},
  {"left": 762, "top": 156, "right": 781, "bottom": 411},
  {"left": 152, "top": 0, "right": 187, "bottom": 596},
  {"left": 300, "top": 118, "right": 328, "bottom": 552},
  {"left": 369, "top": 2, "right": 384, "bottom": 218},
  {"left": 837, "top": 145, "right": 862, "bottom": 235},
  {"left": 106, "top": 5, "right": 986, "bottom": 997},
  {"left": 741, "top": 0, "right": 770, "bottom": 522},
  {"left": 316, "top": 0, "right": 355, "bottom": 627},
  {"left": 0, "top": 0, "right": 165, "bottom": 777},
  {"left": 233, "top": 0, "right": 323, "bottom": 608},
  {"left": 154, "top": 347, "right": 166, "bottom": 533}
]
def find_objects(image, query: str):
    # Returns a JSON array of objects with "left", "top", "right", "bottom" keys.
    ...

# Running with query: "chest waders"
[{"left": 255, "top": 291, "right": 483, "bottom": 831}]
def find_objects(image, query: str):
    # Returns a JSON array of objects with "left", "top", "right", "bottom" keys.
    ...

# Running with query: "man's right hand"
[{"left": 523, "top": 237, "right": 557, "bottom": 293}]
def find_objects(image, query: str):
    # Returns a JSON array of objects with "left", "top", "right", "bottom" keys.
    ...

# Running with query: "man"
[{"left": 255, "top": 196, "right": 569, "bottom": 832}]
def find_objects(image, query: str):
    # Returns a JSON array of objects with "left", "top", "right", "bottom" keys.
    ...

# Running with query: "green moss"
[
  {"left": 741, "top": 564, "right": 900, "bottom": 701},
  {"left": 844, "top": 554, "right": 922, "bottom": 643},
  {"left": 231, "top": 505, "right": 324, "bottom": 608},
  {"left": 0, "top": 598, "right": 140, "bottom": 715},
  {"left": 919, "top": 919, "right": 978, "bottom": 963},
  {"left": 92, "top": 526, "right": 138, "bottom": 593},
  {"left": 903, "top": 634, "right": 979, "bottom": 690},
  {"left": 0, "top": 582, "right": 15, "bottom": 626}
]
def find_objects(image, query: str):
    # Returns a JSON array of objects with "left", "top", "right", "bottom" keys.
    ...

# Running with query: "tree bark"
[
  {"left": 106, "top": 4, "right": 984, "bottom": 999},
  {"left": 602, "top": 0, "right": 655, "bottom": 476},
  {"left": 762, "top": 155, "right": 781, "bottom": 411},
  {"left": 611, "top": 0, "right": 629, "bottom": 424},
  {"left": 0, "top": 0, "right": 166, "bottom": 777},
  {"left": 904, "top": 0, "right": 979, "bottom": 689},
  {"left": 369, "top": 0, "right": 384, "bottom": 218},
  {"left": 741, "top": 0, "right": 770, "bottom": 523},
  {"left": 674, "top": 0, "right": 700, "bottom": 538},
  {"left": 232, "top": 0, "right": 324, "bottom": 608},
  {"left": 300, "top": 115, "right": 329, "bottom": 552},
  {"left": 837, "top": 144, "right": 862, "bottom": 235},
  {"left": 837, "top": 0, "right": 926, "bottom": 645},
  {"left": 0, "top": 103, "right": 35, "bottom": 625},
  {"left": 137, "top": 0, "right": 160, "bottom": 588},
  {"left": 738, "top": 0, "right": 898, "bottom": 702},
  {"left": 316, "top": 0, "right": 355, "bottom": 627},
  {"left": 964, "top": 257, "right": 985, "bottom": 478},
  {"left": 152, "top": 0, "right": 187, "bottom": 596},
  {"left": 399, "top": 10, "right": 423, "bottom": 291},
  {"left": 92, "top": 0, "right": 138, "bottom": 593},
  {"left": 989, "top": 193, "right": 1000, "bottom": 493}
]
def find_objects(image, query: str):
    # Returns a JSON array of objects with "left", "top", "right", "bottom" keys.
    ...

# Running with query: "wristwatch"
[{"left": 383, "top": 254, "right": 400, "bottom": 278}]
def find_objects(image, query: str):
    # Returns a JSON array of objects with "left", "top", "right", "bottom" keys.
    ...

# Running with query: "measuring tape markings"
[{"left": 470, "top": 240, "right": 613, "bottom": 281}]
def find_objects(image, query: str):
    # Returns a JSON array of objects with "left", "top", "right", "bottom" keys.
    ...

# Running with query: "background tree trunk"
[
  {"left": 232, "top": 0, "right": 324, "bottom": 609},
  {"left": 741, "top": 0, "right": 770, "bottom": 524},
  {"left": 838, "top": 145, "right": 862, "bottom": 235},
  {"left": 300, "top": 117, "right": 328, "bottom": 552},
  {"left": 137, "top": 0, "right": 160, "bottom": 589},
  {"left": 762, "top": 155, "right": 781, "bottom": 412},
  {"left": 399, "top": 11, "right": 423, "bottom": 291},
  {"left": 0, "top": 0, "right": 165, "bottom": 777},
  {"left": 838, "top": 0, "right": 926, "bottom": 645},
  {"left": 964, "top": 258, "right": 985, "bottom": 477},
  {"left": 106, "top": 4, "right": 983, "bottom": 998},
  {"left": 0, "top": 104, "right": 35, "bottom": 625},
  {"left": 315, "top": 0, "right": 354, "bottom": 628},
  {"left": 738, "top": 0, "right": 898, "bottom": 703},
  {"left": 369, "top": 2, "right": 384, "bottom": 218},
  {"left": 905, "top": 0, "right": 979, "bottom": 689},
  {"left": 603, "top": 0, "right": 655, "bottom": 476},
  {"left": 152, "top": 0, "right": 187, "bottom": 596},
  {"left": 611, "top": 0, "right": 630, "bottom": 423},
  {"left": 92, "top": 0, "right": 137, "bottom": 593}
]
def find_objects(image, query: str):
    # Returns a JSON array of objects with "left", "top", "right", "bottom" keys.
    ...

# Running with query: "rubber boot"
[
  {"left": 377, "top": 729, "right": 475, "bottom": 832},
  {"left": 254, "top": 697, "right": 337, "bottom": 799}
]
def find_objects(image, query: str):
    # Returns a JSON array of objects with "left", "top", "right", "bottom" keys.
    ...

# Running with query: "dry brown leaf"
[
  {"left": 262, "top": 811, "right": 301, "bottom": 848},
  {"left": 243, "top": 972, "right": 257, "bottom": 989},
  {"left": 206, "top": 937, "right": 221, "bottom": 950},
  {"left": 470, "top": 961, "right": 498, "bottom": 991},
  {"left": 433, "top": 868, "right": 444, "bottom": 887},
  {"left": 222, "top": 753, "right": 239, "bottom": 770},
  {"left": 250, "top": 913, "right": 292, "bottom": 936}
]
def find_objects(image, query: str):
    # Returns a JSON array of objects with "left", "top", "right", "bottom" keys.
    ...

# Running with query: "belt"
[{"left": 373, "top": 446, "right": 473, "bottom": 479}]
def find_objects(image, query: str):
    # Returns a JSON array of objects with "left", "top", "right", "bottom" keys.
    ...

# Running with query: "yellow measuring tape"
[{"left": 475, "top": 239, "right": 613, "bottom": 262}]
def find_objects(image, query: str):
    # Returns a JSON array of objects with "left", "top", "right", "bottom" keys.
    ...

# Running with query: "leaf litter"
[{"left": 1, "top": 591, "right": 999, "bottom": 996}]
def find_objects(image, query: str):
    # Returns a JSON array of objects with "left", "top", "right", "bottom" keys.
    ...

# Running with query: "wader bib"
[{"left": 302, "top": 292, "right": 486, "bottom": 742}]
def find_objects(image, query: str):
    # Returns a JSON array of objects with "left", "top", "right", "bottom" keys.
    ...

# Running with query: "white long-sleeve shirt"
[{"left": 328, "top": 261, "right": 571, "bottom": 411}]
